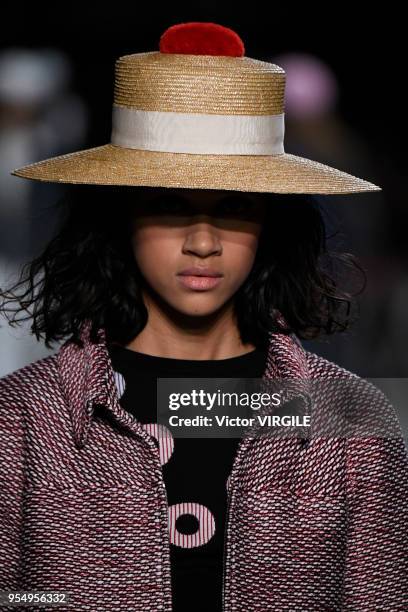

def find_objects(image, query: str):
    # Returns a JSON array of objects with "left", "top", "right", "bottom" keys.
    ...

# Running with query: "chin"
[{"left": 171, "top": 300, "right": 224, "bottom": 318}]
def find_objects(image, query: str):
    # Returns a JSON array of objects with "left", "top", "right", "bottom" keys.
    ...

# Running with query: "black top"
[{"left": 107, "top": 342, "right": 268, "bottom": 612}]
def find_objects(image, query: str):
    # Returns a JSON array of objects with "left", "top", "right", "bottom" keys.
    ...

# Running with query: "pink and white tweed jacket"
[{"left": 0, "top": 319, "right": 407, "bottom": 611}]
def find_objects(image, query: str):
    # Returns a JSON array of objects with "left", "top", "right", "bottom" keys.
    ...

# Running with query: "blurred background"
[{"left": 0, "top": 4, "right": 406, "bottom": 436}]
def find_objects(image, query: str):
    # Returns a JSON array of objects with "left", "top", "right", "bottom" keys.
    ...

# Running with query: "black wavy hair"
[{"left": 0, "top": 184, "right": 366, "bottom": 350}]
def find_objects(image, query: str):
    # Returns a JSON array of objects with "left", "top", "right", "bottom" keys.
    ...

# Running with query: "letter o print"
[
  {"left": 141, "top": 422, "right": 174, "bottom": 465},
  {"left": 168, "top": 502, "right": 215, "bottom": 548},
  {"left": 113, "top": 370, "right": 126, "bottom": 399}
]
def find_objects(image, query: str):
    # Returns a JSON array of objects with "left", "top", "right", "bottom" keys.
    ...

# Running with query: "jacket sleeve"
[
  {"left": 343, "top": 395, "right": 408, "bottom": 610},
  {"left": 0, "top": 378, "right": 26, "bottom": 591}
]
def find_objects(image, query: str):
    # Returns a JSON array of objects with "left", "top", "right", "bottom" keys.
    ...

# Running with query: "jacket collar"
[{"left": 57, "top": 316, "right": 312, "bottom": 449}]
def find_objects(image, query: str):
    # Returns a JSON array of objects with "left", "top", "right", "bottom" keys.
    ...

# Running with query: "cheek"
[
  {"left": 225, "top": 236, "right": 260, "bottom": 284},
  {"left": 131, "top": 229, "right": 178, "bottom": 282}
]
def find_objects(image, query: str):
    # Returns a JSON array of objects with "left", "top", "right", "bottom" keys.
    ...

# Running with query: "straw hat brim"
[{"left": 11, "top": 143, "right": 381, "bottom": 194}]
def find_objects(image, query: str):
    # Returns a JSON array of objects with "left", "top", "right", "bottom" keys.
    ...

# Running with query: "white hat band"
[{"left": 110, "top": 106, "right": 285, "bottom": 155}]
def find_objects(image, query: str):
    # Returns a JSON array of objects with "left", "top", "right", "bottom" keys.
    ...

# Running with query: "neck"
[{"left": 124, "top": 289, "right": 256, "bottom": 360}]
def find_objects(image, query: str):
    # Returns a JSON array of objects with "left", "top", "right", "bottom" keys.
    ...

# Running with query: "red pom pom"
[{"left": 159, "top": 22, "right": 245, "bottom": 57}]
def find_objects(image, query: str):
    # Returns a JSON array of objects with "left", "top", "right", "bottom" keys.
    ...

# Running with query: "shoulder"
[
  {"left": 305, "top": 349, "right": 360, "bottom": 379},
  {"left": 304, "top": 348, "right": 404, "bottom": 437},
  {"left": 0, "top": 353, "right": 60, "bottom": 412}
]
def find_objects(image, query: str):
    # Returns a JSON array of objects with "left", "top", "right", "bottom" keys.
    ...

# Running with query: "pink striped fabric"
[
  {"left": 168, "top": 502, "right": 215, "bottom": 548},
  {"left": 0, "top": 317, "right": 407, "bottom": 610}
]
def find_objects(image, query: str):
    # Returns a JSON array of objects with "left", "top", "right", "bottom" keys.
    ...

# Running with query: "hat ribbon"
[{"left": 110, "top": 106, "right": 285, "bottom": 155}]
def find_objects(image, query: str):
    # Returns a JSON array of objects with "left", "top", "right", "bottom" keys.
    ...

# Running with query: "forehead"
[{"left": 137, "top": 186, "right": 264, "bottom": 205}]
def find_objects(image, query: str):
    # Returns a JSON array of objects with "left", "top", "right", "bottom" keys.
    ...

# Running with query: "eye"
[
  {"left": 218, "top": 198, "right": 253, "bottom": 215},
  {"left": 153, "top": 197, "right": 188, "bottom": 214}
]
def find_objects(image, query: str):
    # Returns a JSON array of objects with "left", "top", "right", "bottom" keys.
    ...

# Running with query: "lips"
[
  {"left": 177, "top": 275, "right": 223, "bottom": 290},
  {"left": 178, "top": 267, "right": 223, "bottom": 277}
]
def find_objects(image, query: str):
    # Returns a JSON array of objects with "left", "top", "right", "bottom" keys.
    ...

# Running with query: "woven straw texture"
[
  {"left": 0, "top": 318, "right": 407, "bottom": 610},
  {"left": 113, "top": 52, "right": 285, "bottom": 114},
  {"left": 11, "top": 144, "right": 381, "bottom": 194},
  {"left": 11, "top": 52, "right": 381, "bottom": 194}
]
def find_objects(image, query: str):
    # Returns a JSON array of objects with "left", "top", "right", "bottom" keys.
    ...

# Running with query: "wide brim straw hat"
[{"left": 11, "top": 22, "right": 381, "bottom": 194}]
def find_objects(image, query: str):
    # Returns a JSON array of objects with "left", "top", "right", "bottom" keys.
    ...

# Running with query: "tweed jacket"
[{"left": 0, "top": 319, "right": 407, "bottom": 612}]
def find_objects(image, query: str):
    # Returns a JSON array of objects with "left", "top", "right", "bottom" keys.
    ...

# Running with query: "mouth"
[{"left": 177, "top": 274, "right": 223, "bottom": 291}]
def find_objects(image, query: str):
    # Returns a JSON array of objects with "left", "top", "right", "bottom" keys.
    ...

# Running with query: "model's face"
[{"left": 129, "top": 187, "right": 267, "bottom": 317}]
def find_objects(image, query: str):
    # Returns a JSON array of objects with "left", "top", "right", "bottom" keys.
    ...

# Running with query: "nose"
[{"left": 181, "top": 217, "right": 222, "bottom": 257}]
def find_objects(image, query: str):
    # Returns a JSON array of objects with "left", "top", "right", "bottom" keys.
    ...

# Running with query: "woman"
[{"left": 1, "top": 21, "right": 407, "bottom": 612}]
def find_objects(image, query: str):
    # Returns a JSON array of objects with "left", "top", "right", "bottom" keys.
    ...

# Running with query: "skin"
[{"left": 125, "top": 187, "right": 267, "bottom": 360}]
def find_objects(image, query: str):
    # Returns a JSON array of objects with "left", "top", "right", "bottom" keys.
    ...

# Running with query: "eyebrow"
[{"left": 150, "top": 192, "right": 254, "bottom": 206}]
